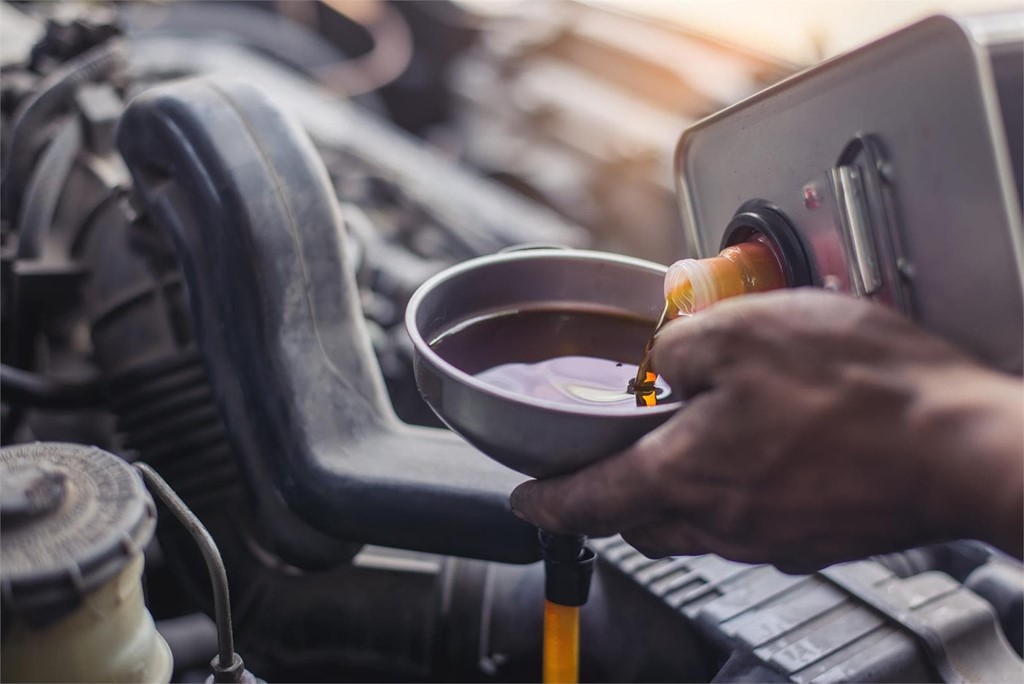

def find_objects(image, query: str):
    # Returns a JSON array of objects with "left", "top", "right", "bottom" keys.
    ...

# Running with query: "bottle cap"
[{"left": 1, "top": 443, "right": 156, "bottom": 627}]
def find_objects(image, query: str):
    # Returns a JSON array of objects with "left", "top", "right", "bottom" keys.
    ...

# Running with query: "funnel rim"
[{"left": 405, "top": 249, "right": 682, "bottom": 419}]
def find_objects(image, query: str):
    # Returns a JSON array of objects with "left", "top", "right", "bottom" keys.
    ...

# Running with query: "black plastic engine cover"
[{"left": 116, "top": 77, "right": 539, "bottom": 564}]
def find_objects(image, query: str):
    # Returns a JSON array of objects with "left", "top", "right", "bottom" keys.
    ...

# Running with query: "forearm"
[
  {"left": 919, "top": 368, "right": 1023, "bottom": 557},
  {"left": 972, "top": 377, "right": 1024, "bottom": 557}
]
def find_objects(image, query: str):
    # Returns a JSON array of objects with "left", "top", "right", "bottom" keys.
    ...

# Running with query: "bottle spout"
[{"left": 664, "top": 237, "right": 787, "bottom": 315}]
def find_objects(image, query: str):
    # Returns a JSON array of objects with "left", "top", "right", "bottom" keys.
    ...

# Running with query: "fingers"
[
  {"left": 622, "top": 518, "right": 826, "bottom": 572},
  {"left": 621, "top": 516, "right": 761, "bottom": 564},
  {"left": 652, "top": 289, "right": 836, "bottom": 397},
  {"left": 621, "top": 519, "right": 708, "bottom": 559},
  {"left": 509, "top": 410, "right": 697, "bottom": 535},
  {"left": 509, "top": 449, "right": 659, "bottom": 536},
  {"left": 652, "top": 301, "right": 750, "bottom": 398}
]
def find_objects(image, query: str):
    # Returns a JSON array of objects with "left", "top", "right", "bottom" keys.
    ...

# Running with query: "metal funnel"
[{"left": 406, "top": 249, "right": 681, "bottom": 479}]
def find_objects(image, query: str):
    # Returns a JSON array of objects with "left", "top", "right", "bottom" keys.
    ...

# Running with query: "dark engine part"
[
  {"left": 114, "top": 77, "right": 535, "bottom": 564},
  {"left": 118, "top": 14, "right": 589, "bottom": 427},
  {"left": 595, "top": 537, "right": 1024, "bottom": 683},
  {"left": 0, "top": 9, "right": 578, "bottom": 676}
]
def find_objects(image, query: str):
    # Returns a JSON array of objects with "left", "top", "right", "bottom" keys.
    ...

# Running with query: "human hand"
[{"left": 510, "top": 290, "right": 1023, "bottom": 572}]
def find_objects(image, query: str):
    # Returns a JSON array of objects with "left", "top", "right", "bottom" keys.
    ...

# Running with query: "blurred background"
[
  {"left": 3, "top": 0, "right": 1022, "bottom": 459},
  {"left": 6, "top": 0, "right": 1018, "bottom": 263}
]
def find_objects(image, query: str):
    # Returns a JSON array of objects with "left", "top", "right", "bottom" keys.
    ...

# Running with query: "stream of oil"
[
  {"left": 628, "top": 300, "right": 673, "bottom": 407},
  {"left": 429, "top": 309, "right": 673, "bottom": 408}
]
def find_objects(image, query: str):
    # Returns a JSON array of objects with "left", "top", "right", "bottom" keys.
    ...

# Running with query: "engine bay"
[{"left": 1, "top": 2, "right": 1022, "bottom": 682}]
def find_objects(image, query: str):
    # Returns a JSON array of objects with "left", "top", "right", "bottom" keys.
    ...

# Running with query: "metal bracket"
[
  {"left": 828, "top": 134, "right": 911, "bottom": 311},
  {"left": 831, "top": 164, "right": 882, "bottom": 295}
]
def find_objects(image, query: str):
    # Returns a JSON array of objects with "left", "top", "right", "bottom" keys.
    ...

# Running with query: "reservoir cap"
[{"left": 0, "top": 443, "right": 156, "bottom": 626}]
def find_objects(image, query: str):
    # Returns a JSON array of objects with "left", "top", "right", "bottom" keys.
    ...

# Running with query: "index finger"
[
  {"left": 652, "top": 299, "right": 754, "bottom": 398},
  {"left": 509, "top": 407, "right": 698, "bottom": 536}
]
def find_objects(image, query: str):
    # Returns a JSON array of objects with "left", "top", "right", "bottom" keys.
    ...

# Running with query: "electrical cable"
[
  {"left": 16, "top": 117, "right": 82, "bottom": 259},
  {"left": 4, "top": 118, "right": 87, "bottom": 421},
  {"left": 2, "top": 39, "right": 126, "bottom": 222},
  {"left": 0, "top": 363, "right": 102, "bottom": 409},
  {"left": 134, "top": 462, "right": 241, "bottom": 680},
  {"left": 314, "top": 0, "right": 413, "bottom": 97}
]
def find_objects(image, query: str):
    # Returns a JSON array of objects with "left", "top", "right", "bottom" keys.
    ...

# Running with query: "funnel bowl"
[{"left": 406, "top": 249, "right": 680, "bottom": 479}]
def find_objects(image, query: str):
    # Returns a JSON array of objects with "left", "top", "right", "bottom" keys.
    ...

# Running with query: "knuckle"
[
  {"left": 521, "top": 484, "right": 577, "bottom": 534},
  {"left": 651, "top": 324, "right": 689, "bottom": 373}
]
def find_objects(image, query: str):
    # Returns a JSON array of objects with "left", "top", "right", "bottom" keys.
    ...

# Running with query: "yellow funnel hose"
[
  {"left": 539, "top": 532, "right": 592, "bottom": 683},
  {"left": 543, "top": 600, "right": 579, "bottom": 683}
]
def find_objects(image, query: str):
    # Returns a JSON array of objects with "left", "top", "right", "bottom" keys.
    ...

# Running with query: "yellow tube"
[{"left": 543, "top": 600, "right": 580, "bottom": 684}]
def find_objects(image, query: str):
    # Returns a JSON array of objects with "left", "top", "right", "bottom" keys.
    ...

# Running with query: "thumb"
[{"left": 509, "top": 411, "right": 693, "bottom": 535}]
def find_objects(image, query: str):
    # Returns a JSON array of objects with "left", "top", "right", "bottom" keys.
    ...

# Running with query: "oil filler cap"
[{"left": 0, "top": 443, "right": 156, "bottom": 627}]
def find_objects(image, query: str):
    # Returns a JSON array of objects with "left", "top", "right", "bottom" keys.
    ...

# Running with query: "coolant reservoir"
[
  {"left": 664, "top": 236, "right": 787, "bottom": 315},
  {"left": 0, "top": 443, "right": 171, "bottom": 683}
]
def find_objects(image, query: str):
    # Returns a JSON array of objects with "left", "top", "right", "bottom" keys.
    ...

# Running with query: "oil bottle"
[
  {"left": 663, "top": 235, "right": 786, "bottom": 315},
  {"left": 631, "top": 235, "right": 788, "bottom": 403}
]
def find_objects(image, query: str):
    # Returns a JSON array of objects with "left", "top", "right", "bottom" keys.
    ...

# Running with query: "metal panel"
[{"left": 675, "top": 14, "right": 1023, "bottom": 372}]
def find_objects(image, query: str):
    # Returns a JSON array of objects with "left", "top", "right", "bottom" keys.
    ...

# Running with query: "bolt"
[{"left": 803, "top": 183, "right": 822, "bottom": 210}]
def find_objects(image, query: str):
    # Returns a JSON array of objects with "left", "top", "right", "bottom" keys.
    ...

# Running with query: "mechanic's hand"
[{"left": 510, "top": 290, "right": 1023, "bottom": 572}]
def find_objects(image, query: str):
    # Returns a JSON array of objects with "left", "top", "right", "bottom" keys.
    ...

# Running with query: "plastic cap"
[{"left": 0, "top": 443, "right": 156, "bottom": 627}]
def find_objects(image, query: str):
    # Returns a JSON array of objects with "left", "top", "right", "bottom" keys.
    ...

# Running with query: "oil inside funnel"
[{"left": 429, "top": 307, "right": 673, "bottom": 408}]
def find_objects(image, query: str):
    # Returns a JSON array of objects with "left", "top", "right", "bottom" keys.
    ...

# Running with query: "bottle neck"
[{"left": 664, "top": 237, "right": 786, "bottom": 316}]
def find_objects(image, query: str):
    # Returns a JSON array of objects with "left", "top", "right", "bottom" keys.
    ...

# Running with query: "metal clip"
[{"left": 830, "top": 164, "right": 882, "bottom": 295}]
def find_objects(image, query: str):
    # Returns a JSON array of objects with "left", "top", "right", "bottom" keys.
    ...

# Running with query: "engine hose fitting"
[
  {"left": 539, "top": 531, "right": 595, "bottom": 607},
  {"left": 207, "top": 653, "right": 261, "bottom": 684}
]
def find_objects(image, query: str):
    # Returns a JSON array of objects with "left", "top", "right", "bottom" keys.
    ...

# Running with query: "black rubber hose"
[
  {"left": 3, "top": 117, "right": 81, "bottom": 394},
  {"left": 0, "top": 363, "right": 103, "bottom": 409},
  {"left": 4, "top": 120, "right": 83, "bottom": 390},
  {"left": 16, "top": 117, "right": 82, "bottom": 258},
  {"left": 2, "top": 39, "right": 126, "bottom": 222}
]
